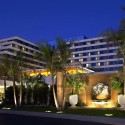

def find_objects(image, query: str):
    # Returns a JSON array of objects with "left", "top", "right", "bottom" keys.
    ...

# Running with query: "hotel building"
[
  {"left": 67, "top": 36, "right": 123, "bottom": 73},
  {"left": 0, "top": 36, "right": 46, "bottom": 69}
]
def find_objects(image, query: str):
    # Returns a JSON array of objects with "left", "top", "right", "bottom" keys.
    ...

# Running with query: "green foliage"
[
  {"left": 33, "top": 83, "right": 48, "bottom": 105},
  {"left": 2, "top": 84, "right": 53, "bottom": 106},
  {"left": 55, "top": 38, "right": 71, "bottom": 71},
  {"left": 3, "top": 86, "right": 19, "bottom": 105},
  {"left": 109, "top": 76, "right": 124, "bottom": 93},
  {"left": 76, "top": 98, "right": 86, "bottom": 107},
  {"left": 66, "top": 74, "right": 86, "bottom": 94}
]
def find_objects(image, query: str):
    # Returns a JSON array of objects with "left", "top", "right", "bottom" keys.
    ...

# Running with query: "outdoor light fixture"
[
  {"left": 2, "top": 107, "right": 11, "bottom": 110},
  {"left": 105, "top": 114, "right": 114, "bottom": 117},
  {"left": 45, "top": 110, "right": 52, "bottom": 113},
  {"left": 56, "top": 111, "right": 63, "bottom": 114}
]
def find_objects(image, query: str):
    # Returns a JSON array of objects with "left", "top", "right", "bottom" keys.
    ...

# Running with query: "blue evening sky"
[{"left": 0, "top": 0, "right": 125, "bottom": 43}]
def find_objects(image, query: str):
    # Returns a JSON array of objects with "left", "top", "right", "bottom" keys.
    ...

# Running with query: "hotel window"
[
  {"left": 26, "top": 48, "right": 28, "bottom": 52},
  {"left": 95, "top": 41, "right": 100, "bottom": 44},
  {"left": 90, "top": 41, "right": 95, "bottom": 44},
  {"left": 71, "top": 60, "right": 74, "bottom": 63},
  {"left": 106, "top": 62, "right": 109, "bottom": 65},
  {"left": 11, "top": 44, "right": 15, "bottom": 47},
  {"left": 96, "top": 62, "right": 100, "bottom": 66},
  {"left": 75, "top": 54, "right": 79, "bottom": 57},
  {"left": 97, "top": 51, "right": 100, "bottom": 55},
  {"left": 22, "top": 47, "right": 25, "bottom": 50},
  {"left": 87, "top": 41, "right": 90, "bottom": 45},
  {"left": 74, "top": 43, "right": 78, "bottom": 46},
  {"left": 87, "top": 58, "right": 91, "bottom": 61},
  {"left": 91, "top": 52, "right": 95, "bottom": 55},
  {"left": 79, "top": 53, "right": 83, "bottom": 56},
  {"left": 79, "top": 59, "right": 83, "bottom": 62},
  {"left": 86, "top": 63, "right": 91, "bottom": 67},
  {"left": 72, "top": 54, "right": 75, "bottom": 58},
  {"left": 96, "top": 57, "right": 99, "bottom": 60},
  {"left": 83, "top": 53, "right": 86, "bottom": 56},
  {"left": 75, "top": 59, "right": 79, "bottom": 62},
  {"left": 75, "top": 48, "right": 79, "bottom": 51},
  {"left": 104, "top": 62, "right": 109, "bottom": 65},
  {"left": 91, "top": 57, "right": 95, "bottom": 61},
  {"left": 86, "top": 53, "right": 91, "bottom": 56},
  {"left": 86, "top": 52, "right": 91, "bottom": 56}
]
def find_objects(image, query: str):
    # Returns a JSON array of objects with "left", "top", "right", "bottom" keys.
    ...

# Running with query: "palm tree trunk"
[
  {"left": 52, "top": 75, "right": 59, "bottom": 109},
  {"left": 13, "top": 77, "right": 17, "bottom": 107},
  {"left": 57, "top": 71, "right": 63, "bottom": 107},
  {"left": 3, "top": 77, "right": 6, "bottom": 99},
  {"left": 19, "top": 74, "right": 23, "bottom": 106},
  {"left": 123, "top": 64, "right": 125, "bottom": 94},
  {"left": 62, "top": 71, "right": 66, "bottom": 109}
]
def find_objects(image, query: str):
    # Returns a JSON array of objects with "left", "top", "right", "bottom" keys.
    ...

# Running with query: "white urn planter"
[
  {"left": 118, "top": 94, "right": 125, "bottom": 108},
  {"left": 69, "top": 94, "right": 78, "bottom": 107}
]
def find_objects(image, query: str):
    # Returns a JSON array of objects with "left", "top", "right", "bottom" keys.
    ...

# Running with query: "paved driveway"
[{"left": 0, "top": 113, "right": 111, "bottom": 125}]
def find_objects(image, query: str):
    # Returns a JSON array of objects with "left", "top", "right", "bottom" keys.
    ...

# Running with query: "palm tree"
[
  {"left": 102, "top": 28, "right": 125, "bottom": 94},
  {"left": 15, "top": 50, "right": 26, "bottom": 106},
  {"left": 102, "top": 8, "right": 125, "bottom": 94},
  {"left": 38, "top": 43, "right": 59, "bottom": 109},
  {"left": 0, "top": 58, "right": 9, "bottom": 99},
  {"left": 7, "top": 58, "right": 20, "bottom": 107},
  {"left": 55, "top": 38, "right": 72, "bottom": 108}
]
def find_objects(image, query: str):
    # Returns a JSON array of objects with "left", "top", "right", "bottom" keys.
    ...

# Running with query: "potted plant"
[{"left": 66, "top": 73, "right": 86, "bottom": 107}]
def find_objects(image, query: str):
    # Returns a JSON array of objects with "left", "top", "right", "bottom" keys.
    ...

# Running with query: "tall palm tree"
[
  {"left": 102, "top": 7, "right": 125, "bottom": 94},
  {"left": 38, "top": 43, "right": 59, "bottom": 109},
  {"left": 7, "top": 58, "right": 20, "bottom": 107},
  {"left": 16, "top": 50, "right": 26, "bottom": 106},
  {"left": 0, "top": 58, "right": 9, "bottom": 99},
  {"left": 55, "top": 38, "right": 72, "bottom": 108},
  {"left": 102, "top": 21, "right": 125, "bottom": 94}
]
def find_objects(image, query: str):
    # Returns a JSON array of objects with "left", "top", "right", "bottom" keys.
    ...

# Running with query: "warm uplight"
[
  {"left": 2, "top": 107, "right": 11, "bottom": 110},
  {"left": 56, "top": 111, "right": 63, "bottom": 114},
  {"left": 45, "top": 110, "right": 52, "bottom": 113},
  {"left": 96, "top": 95, "right": 109, "bottom": 100},
  {"left": 105, "top": 114, "right": 114, "bottom": 117},
  {"left": 66, "top": 67, "right": 88, "bottom": 74},
  {"left": 92, "top": 101, "right": 110, "bottom": 105},
  {"left": 27, "top": 70, "right": 50, "bottom": 76},
  {"left": 26, "top": 67, "right": 93, "bottom": 77},
  {"left": 91, "top": 101, "right": 115, "bottom": 108}
]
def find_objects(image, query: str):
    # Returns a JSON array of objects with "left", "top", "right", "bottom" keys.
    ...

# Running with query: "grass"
[
  {"left": 1, "top": 105, "right": 125, "bottom": 118},
  {"left": 64, "top": 108, "right": 125, "bottom": 118}
]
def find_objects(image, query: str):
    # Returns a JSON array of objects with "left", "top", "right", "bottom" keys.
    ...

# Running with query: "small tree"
[
  {"left": 66, "top": 73, "right": 86, "bottom": 94},
  {"left": 109, "top": 76, "right": 124, "bottom": 94}
]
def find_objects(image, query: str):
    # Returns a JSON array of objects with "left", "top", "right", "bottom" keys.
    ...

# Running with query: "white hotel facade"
[
  {"left": 0, "top": 36, "right": 46, "bottom": 69},
  {"left": 0, "top": 36, "right": 123, "bottom": 73},
  {"left": 67, "top": 36, "right": 123, "bottom": 73}
]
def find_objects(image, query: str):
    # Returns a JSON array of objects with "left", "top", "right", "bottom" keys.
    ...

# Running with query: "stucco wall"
[
  {"left": 85, "top": 73, "right": 118, "bottom": 107},
  {"left": 65, "top": 73, "right": 118, "bottom": 108}
]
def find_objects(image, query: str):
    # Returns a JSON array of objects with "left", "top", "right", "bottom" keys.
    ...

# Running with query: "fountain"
[{"left": 92, "top": 83, "right": 111, "bottom": 107}]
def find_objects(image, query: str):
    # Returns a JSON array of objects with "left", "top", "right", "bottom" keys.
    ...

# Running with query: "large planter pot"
[
  {"left": 118, "top": 94, "right": 125, "bottom": 108},
  {"left": 69, "top": 94, "right": 78, "bottom": 107}
]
